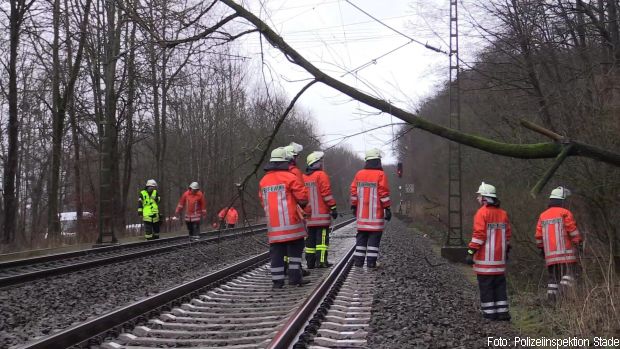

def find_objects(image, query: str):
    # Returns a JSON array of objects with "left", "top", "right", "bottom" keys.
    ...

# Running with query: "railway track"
[
  {"left": 16, "top": 218, "right": 378, "bottom": 349},
  {"left": 0, "top": 224, "right": 266, "bottom": 288}
]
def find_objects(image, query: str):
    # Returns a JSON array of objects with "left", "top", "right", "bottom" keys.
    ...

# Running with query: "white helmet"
[
  {"left": 189, "top": 182, "right": 199, "bottom": 190},
  {"left": 270, "top": 147, "right": 289, "bottom": 162},
  {"left": 285, "top": 142, "right": 303, "bottom": 156},
  {"left": 306, "top": 151, "right": 325, "bottom": 166},
  {"left": 550, "top": 186, "right": 571, "bottom": 199},
  {"left": 476, "top": 181, "right": 496, "bottom": 198},
  {"left": 146, "top": 179, "right": 157, "bottom": 187},
  {"left": 365, "top": 148, "right": 382, "bottom": 161}
]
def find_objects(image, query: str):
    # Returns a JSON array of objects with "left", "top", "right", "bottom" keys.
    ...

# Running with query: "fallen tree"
[{"left": 219, "top": 0, "right": 620, "bottom": 196}]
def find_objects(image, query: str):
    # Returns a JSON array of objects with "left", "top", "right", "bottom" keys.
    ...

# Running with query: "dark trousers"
[
  {"left": 219, "top": 222, "right": 236, "bottom": 230},
  {"left": 144, "top": 221, "right": 160, "bottom": 240},
  {"left": 354, "top": 231, "right": 382, "bottom": 267},
  {"left": 305, "top": 226, "right": 330, "bottom": 268},
  {"left": 547, "top": 263, "right": 576, "bottom": 300},
  {"left": 270, "top": 238, "right": 304, "bottom": 284},
  {"left": 477, "top": 274, "right": 509, "bottom": 319},
  {"left": 186, "top": 221, "right": 200, "bottom": 237}
]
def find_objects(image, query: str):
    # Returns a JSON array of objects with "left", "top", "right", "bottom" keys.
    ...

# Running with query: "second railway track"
[
  {"left": 17, "top": 218, "right": 380, "bottom": 349},
  {"left": 0, "top": 224, "right": 266, "bottom": 288}
]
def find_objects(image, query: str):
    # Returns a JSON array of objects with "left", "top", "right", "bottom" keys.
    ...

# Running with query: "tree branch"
[
  {"left": 238, "top": 80, "right": 317, "bottom": 191},
  {"left": 530, "top": 144, "right": 573, "bottom": 198},
  {"left": 219, "top": 0, "right": 620, "bottom": 167}
]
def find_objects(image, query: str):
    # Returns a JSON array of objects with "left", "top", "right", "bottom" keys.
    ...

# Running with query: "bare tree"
[{"left": 46, "top": 0, "right": 93, "bottom": 238}]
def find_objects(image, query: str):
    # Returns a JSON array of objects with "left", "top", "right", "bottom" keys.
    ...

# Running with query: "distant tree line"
[{"left": 0, "top": 0, "right": 362, "bottom": 249}]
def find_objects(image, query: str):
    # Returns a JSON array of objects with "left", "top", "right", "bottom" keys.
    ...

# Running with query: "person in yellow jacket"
[{"left": 139, "top": 179, "right": 161, "bottom": 240}]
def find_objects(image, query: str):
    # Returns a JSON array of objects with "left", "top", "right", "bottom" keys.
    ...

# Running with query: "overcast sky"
[{"left": 233, "top": 0, "right": 483, "bottom": 163}]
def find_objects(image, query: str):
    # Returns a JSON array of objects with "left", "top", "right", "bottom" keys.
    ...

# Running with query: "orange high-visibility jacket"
[
  {"left": 289, "top": 164, "right": 307, "bottom": 194},
  {"left": 303, "top": 170, "right": 337, "bottom": 227},
  {"left": 535, "top": 207, "right": 582, "bottom": 266},
  {"left": 218, "top": 207, "right": 239, "bottom": 225},
  {"left": 175, "top": 190, "right": 206, "bottom": 222},
  {"left": 468, "top": 204, "right": 512, "bottom": 275},
  {"left": 259, "top": 169, "right": 308, "bottom": 243},
  {"left": 350, "top": 169, "right": 391, "bottom": 232}
]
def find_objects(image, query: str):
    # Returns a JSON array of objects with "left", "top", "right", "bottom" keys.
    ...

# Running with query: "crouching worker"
[
  {"left": 259, "top": 147, "right": 310, "bottom": 288},
  {"left": 466, "top": 182, "right": 512, "bottom": 321},
  {"left": 535, "top": 186, "right": 582, "bottom": 301},
  {"left": 218, "top": 206, "right": 239, "bottom": 229}
]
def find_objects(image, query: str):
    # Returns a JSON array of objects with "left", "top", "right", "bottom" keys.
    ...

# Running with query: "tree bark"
[
  {"left": 47, "top": 0, "right": 93, "bottom": 237},
  {"left": 3, "top": 0, "right": 34, "bottom": 243},
  {"left": 121, "top": 18, "right": 137, "bottom": 232}
]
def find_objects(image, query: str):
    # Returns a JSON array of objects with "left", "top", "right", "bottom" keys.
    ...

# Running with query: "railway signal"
[{"left": 397, "top": 162, "right": 403, "bottom": 178}]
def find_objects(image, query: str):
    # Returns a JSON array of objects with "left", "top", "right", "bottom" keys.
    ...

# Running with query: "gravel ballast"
[
  {"left": 366, "top": 218, "right": 519, "bottom": 348},
  {"left": 0, "top": 233, "right": 268, "bottom": 348}
]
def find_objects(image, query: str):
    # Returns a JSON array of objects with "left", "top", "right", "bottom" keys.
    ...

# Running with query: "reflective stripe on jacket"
[
  {"left": 468, "top": 204, "right": 511, "bottom": 275},
  {"left": 303, "top": 170, "right": 336, "bottom": 227},
  {"left": 259, "top": 169, "right": 308, "bottom": 243},
  {"left": 139, "top": 189, "right": 160, "bottom": 223},
  {"left": 536, "top": 207, "right": 581, "bottom": 266},
  {"left": 175, "top": 190, "right": 206, "bottom": 222},
  {"left": 350, "top": 169, "right": 391, "bottom": 232},
  {"left": 218, "top": 207, "right": 239, "bottom": 225}
]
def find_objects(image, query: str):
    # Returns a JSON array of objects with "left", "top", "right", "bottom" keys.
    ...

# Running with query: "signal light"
[{"left": 397, "top": 162, "right": 403, "bottom": 178}]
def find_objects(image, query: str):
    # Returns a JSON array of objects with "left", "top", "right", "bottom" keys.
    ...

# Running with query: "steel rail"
[
  {"left": 0, "top": 223, "right": 266, "bottom": 269},
  {"left": 267, "top": 237, "right": 355, "bottom": 348},
  {"left": 16, "top": 218, "right": 356, "bottom": 349},
  {"left": 0, "top": 225, "right": 267, "bottom": 288},
  {"left": 16, "top": 253, "right": 270, "bottom": 349}
]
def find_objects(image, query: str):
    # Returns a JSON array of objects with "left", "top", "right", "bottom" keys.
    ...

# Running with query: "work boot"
[
  {"left": 272, "top": 281, "right": 285, "bottom": 289},
  {"left": 367, "top": 261, "right": 382, "bottom": 269},
  {"left": 289, "top": 279, "right": 311, "bottom": 287},
  {"left": 302, "top": 269, "right": 311, "bottom": 276},
  {"left": 318, "top": 262, "right": 333, "bottom": 268},
  {"left": 496, "top": 312, "right": 511, "bottom": 321}
]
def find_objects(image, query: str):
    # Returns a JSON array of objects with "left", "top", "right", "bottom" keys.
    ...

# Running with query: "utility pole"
[{"left": 441, "top": 0, "right": 467, "bottom": 261}]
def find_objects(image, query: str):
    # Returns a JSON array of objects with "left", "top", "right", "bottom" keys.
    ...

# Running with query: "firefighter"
[
  {"left": 259, "top": 147, "right": 310, "bottom": 288},
  {"left": 218, "top": 206, "right": 239, "bottom": 229},
  {"left": 285, "top": 142, "right": 306, "bottom": 187},
  {"left": 175, "top": 182, "right": 207, "bottom": 240},
  {"left": 466, "top": 182, "right": 512, "bottom": 321},
  {"left": 350, "top": 148, "right": 391, "bottom": 268},
  {"left": 284, "top": 142, "right": 311, "bottom": 276},
  {"left": 303, "top": 151, "right": 338, "bottom": 268},
  {"left": 139, "top": 179, "right": 161, "bottom": 240},
  {"left": 535, "top": 186, "right": 582, "bottom": 301}
]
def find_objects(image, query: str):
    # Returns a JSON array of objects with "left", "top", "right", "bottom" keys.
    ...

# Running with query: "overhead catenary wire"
[{"left": 344, "top": 0, "right": 448, "bottom": 55}]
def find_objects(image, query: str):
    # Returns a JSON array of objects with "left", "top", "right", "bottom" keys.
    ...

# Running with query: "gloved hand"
[
  {"left": 138, "top": 211, "right": 142, "bottom": 217},
  {"left": 384, "top": 207, "right": 392, "bottom": 221},
  {"left": 303, "top": 204, "right": 312, "bottom": 217},
  {"left": 330, "top": 207, "right": 338, "bottom": 219},
  {"left": 466, "top": 249, "right": 476, "bottom": 265},
  {"left": 351, "top": 205, "right": 357, "bottom": 216},
  {"left": 576, "top": 244, "right": 583, "bottom": 256},
  {"left": 506, "top": 244, "right": 512, "bottom": 261},
  {"left": 539, "top": 249, "right": 545, "bottom": 258}
]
